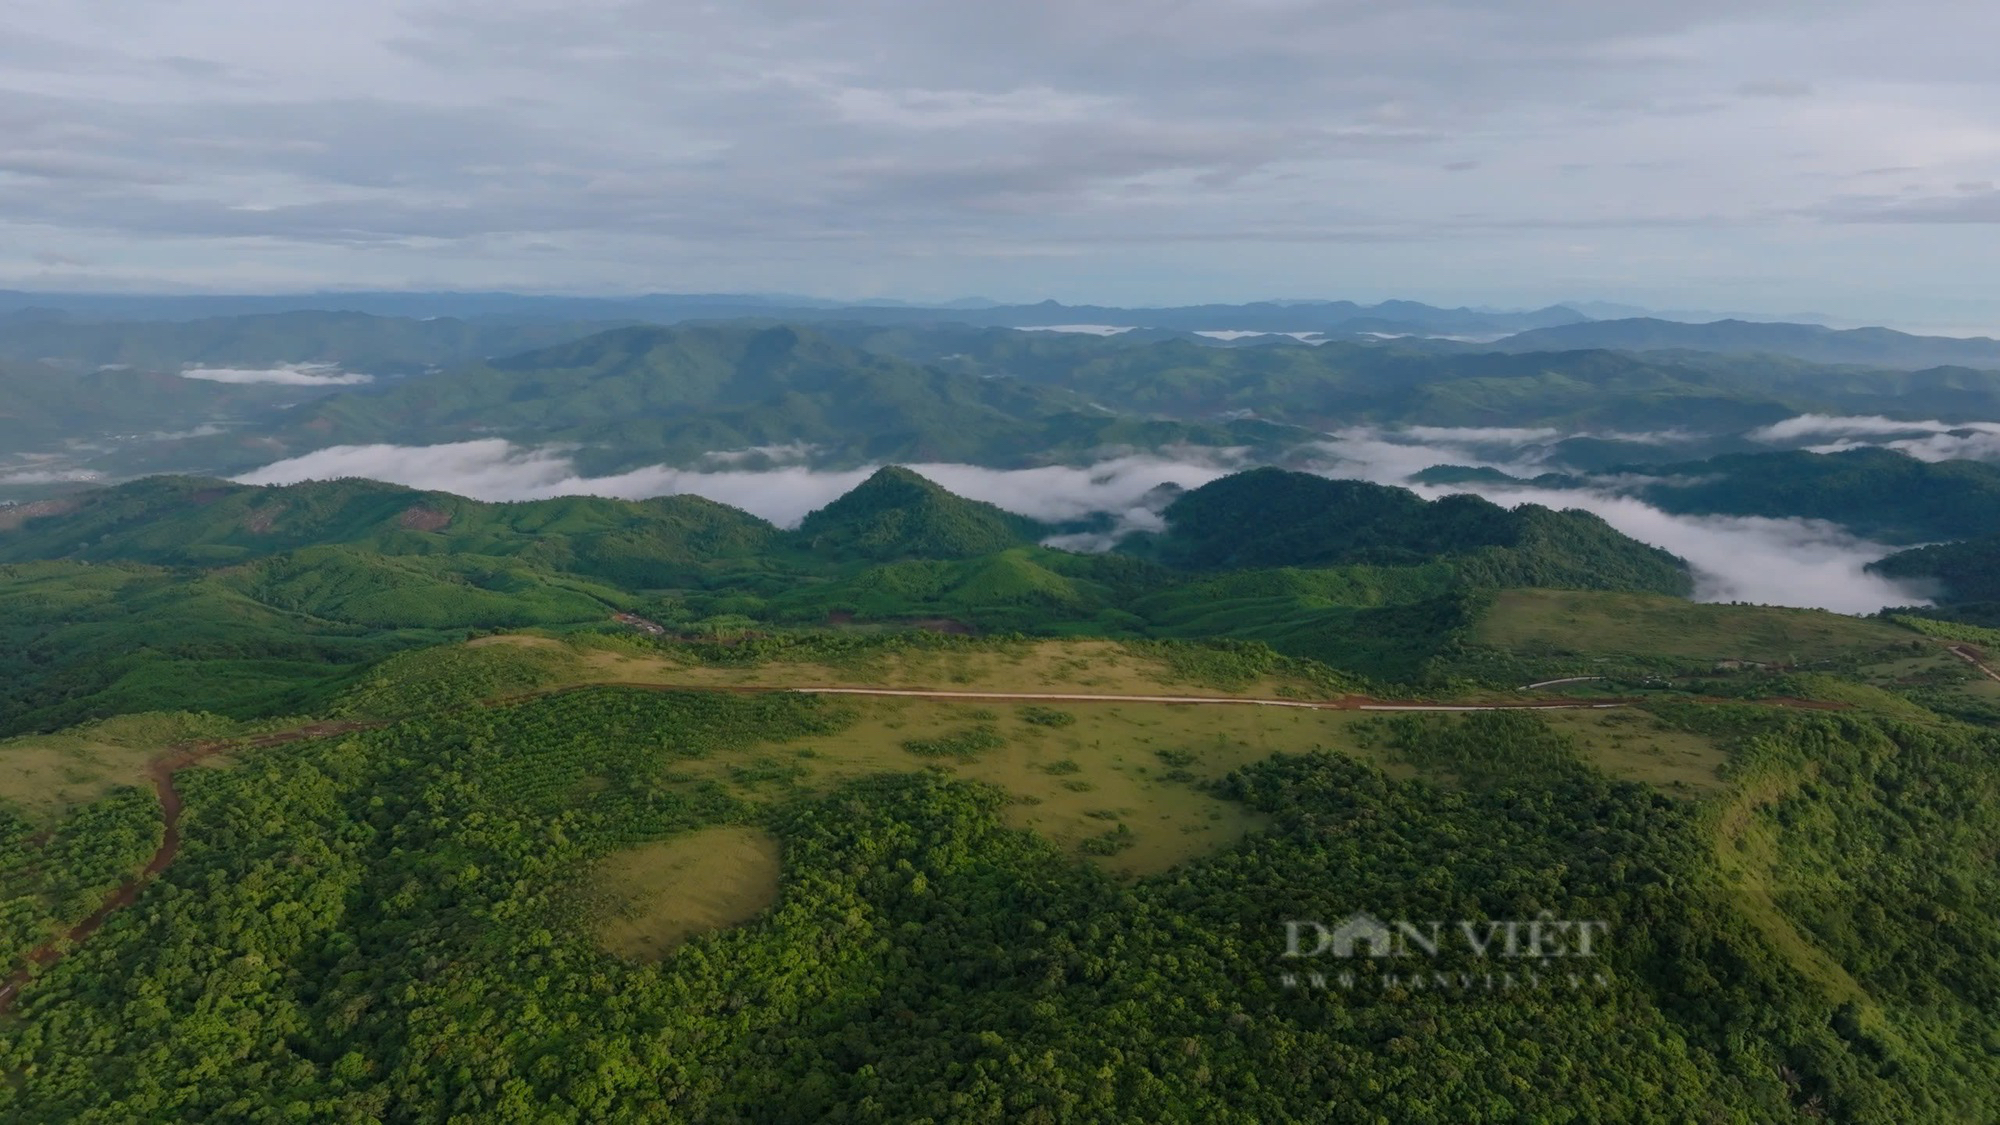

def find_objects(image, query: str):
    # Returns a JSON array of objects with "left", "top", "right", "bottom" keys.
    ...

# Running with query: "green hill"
[
  {"left": 1495, "top": 316, "right": 2000, "bottom": 370},
  {"left": 245, "top": 324, "right": 1289, "bottom": 473},
  {"left": 1871, "top": 535, "right": 2000, "bottom": 622},
  {"left": 0, "top": 474, "right": 779, "bottom": 585},
  {"left": 1128, "top": 467, "right": 1692, "bottom": 595},
  {"left": 0, "top": 309, "right": 617, "bottom": 377},
  {"left": 792, "top": 466, "right": 1045, "bottom": 561},
  {"left": 855, "top": 325, "right": 2000, "bottom": 432},
  {"left": 1632, "top": 448, "right": 2000, "bottom": 543},
  {"left": 0, "top": 360, "right": 311, "bottom": 451}
]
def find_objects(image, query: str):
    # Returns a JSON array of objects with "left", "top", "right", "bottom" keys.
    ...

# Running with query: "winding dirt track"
[
  {"left": 786, "top": 686, "right": 1633, "bottom": 712},
  {"left": 0, "top": 722, "right": 379, "bottom": 1014},
  {"left": 1947, "top": 645, "right": 2000, "bottom": 684}
]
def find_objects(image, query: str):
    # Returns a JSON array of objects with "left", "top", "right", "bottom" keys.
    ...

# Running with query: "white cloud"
[
  {"left": 1750, "top": 413, "right": 1955, "bottom": 441},
  {"left": 180, "top": 362, "right": 373, "bottom": 385},
  {"left": 1399, "top": 425, "right": 1563, "bottom": 445},
  {"left": 698, "top": 442, "right": 821, "bottom": 466},
  {"left": 0, "top": 467, "right": 102, "bottom": 485},
  {"left": 1306, "top": 426, "right": 1557, "bottom": 484},
  {"left": 1754, "top": 413, "right": 2000, "bottom": 461},
  {"left": 1410, "top": 480, "right": 1929, "bottom": 614},
  {"left": 231, "top": 440, "right": 1241, "bottom": 528}
]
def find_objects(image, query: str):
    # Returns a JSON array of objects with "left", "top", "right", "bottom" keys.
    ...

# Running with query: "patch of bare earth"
[
  {"left": 398, "top": 505, "right": 452, "bottom": 531},
  {"left": 0, "top": 498, "right": 79, "bottom": 531},
  {"left": 243, "top": 504, "right": 285, "bottom": 533}
]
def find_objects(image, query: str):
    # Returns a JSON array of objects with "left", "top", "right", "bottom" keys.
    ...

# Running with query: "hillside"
[
  {"left": 251, "top": 324, "right": 1293, "bottom": 473},
  {"left": 793, "top": 466, "right": 1045, "bottom": 560},
  {"left": 1630, "top": 448, "right": 2000, "bottom": 543},
  {"left": 0, "top": 309, "right": 617, "bottom": 377},
  {"left": 1870, "top": 535, "right": 2000, "bottom": 608},
  {"left": 852, "top": 325, "right": 2000, "bottom": 433},
  {"left": 1495, "top": 317, "right": 2000, "bottom": 370},
  {"left": 1128, "top": 467, "right": 1692, "bottom": 594},
  {"left": 0, "top": 360, "right": 315, "bottom": 451},
  {"left": 0, "top": 474, "right": 780, "bottom": 584}
]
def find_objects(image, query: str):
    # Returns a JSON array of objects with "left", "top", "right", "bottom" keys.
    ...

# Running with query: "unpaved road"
[
  {"left": 1948, "top": 645, "right": 2000, "bottom": 684},
  {"left": 790, "top": 686, "right": 1629, "bottom": 711},
  {"left": 0, "top": 721, "right": 378, "bottom": 1015}
]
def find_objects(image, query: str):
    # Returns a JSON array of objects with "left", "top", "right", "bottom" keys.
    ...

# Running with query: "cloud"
[
  {"left": 1753, "top": 413, "right": 2000, "bottom": 461},
  {"left": 1808, "top": 432, "right": 2000, "bottom": 463},
  {"left": 5, "top": 0, "right": 2000, "bottom": 324},
  {"left": 1305, "top": 426, "right": 1566, "bottom": 483},
  {"left": 698, "top": 442, "right": 821, "bottom": 466},
  {"left": 1399, "top": 425, "right": 1562, "bottom": 445},
  {"left": 1751, "top": 413, "right": 1960, "bottom": 441},
  {"left": 0, "top": 467, "right": 103, "bottom": 486},
  {"left": 1735, "top": 80, "right": 1815, "bottom": 99},
  {"left": 231, "top": 440, "right": 1240, "bottom": 528},
  {"left": 180, "top": 363, "right": 374, "bottom": 385},
  {"left": 1411, "top": 481, "right": 1929, "bottom": 614}
]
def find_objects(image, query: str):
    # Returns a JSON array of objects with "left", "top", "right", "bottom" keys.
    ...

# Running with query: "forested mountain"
[
  {"left": 0, "top": 360, "right": 321, "bottom": 451},
  {"left": 13, "top": 315, "right": 2000, "bottom": 503},
  {"left": 794, "top": 466, "right": 1044, "bottom": 560},
  {"left": 1495, "top": 316, "right": 2000, "bottom": 370},
  {"left": 0, "top": 290, "right": 1589, "bottom": 336},
  {"left": 0, "top": 466, "right": 1708, "bottom": 729},
  {"left": 839, "top": 324, "right": 2000, "bottom": 432},
  {"left": 223, "top": 324, "right": 1298, "bottom": 474},
  {"left": 1871, "top": 534, "right": 2000, "bottom": 606},
  {"left": 0, "top": 474, "right": 778, "bottom": 582},
  {"left": 1128, "top": 467, "right": 1693, "bottom": 594},
  {"left": 0, "top": 309, "right": 620, "bottom": 377},
  {"left": 1629, "top": 448, "right": 2000, "bottom": 544}
]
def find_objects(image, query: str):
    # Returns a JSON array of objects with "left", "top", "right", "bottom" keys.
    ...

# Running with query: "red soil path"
[{"left": 0, "top": 722, "right": 376, "bottom": 1014}]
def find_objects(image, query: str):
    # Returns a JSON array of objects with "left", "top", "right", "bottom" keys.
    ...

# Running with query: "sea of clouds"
[{"left": 232, "top": 420, "right": 1948, "bottom": 615}]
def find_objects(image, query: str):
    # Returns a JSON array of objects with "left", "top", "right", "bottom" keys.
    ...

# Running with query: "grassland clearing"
[
  {"left": 570, "top": 636, "right": 1348, "bottom": 701},
  {"left": 590, "top": 826, "right": 784, "bottom": 961},
  {"left": 664, "top": 696, "right": 1395, "bottom": 877},
  {"left": 0, "top": 712, "right": 243, "bottom": 824},
  {"left": 1477, "top": 589, "right": 1922, "bottom": 669},
  {"left": 1540, "top": 708, "right": 1728, "bottom": 794}
]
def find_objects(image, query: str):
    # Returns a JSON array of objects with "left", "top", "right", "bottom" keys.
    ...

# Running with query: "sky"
[{"left": 3, "top": 0, "right": 1998, "bottom": 326}]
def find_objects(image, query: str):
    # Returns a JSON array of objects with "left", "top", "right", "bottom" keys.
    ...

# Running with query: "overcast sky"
[{"left": 3, "top": 0, "right": 1997, "bottom": 325}]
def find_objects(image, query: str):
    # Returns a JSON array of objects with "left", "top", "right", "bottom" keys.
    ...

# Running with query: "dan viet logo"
[{"left": 1278, "top": 911, "right": 1613, "bottom": 996}]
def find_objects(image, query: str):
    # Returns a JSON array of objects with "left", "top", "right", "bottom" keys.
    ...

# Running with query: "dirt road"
[
  {"left": 789, "top": 686, "right": 1629, "bottom": 711},
  {"left": 1948, "top": 645, "right": 2000, "bottom": 684},
  {"left": 0, "top": 721, "right": 377, "bottom": 1015}
]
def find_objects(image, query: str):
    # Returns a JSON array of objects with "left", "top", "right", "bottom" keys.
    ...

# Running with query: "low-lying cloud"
[
  {"left": 232, "top": 437, "right": 1933, "bottom": 614},
  {"left": 180, "top": 363, "right": 374, "bottom": 386},
  {"left": 1409, "top": 481, "right": 1928, "bottom": 616},
  {"left": 233, "top": 440, "right": 1240, "bottom": 529},
  {"left": 1752, "top": 413, "right": 2000, "bottom": 462}
]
